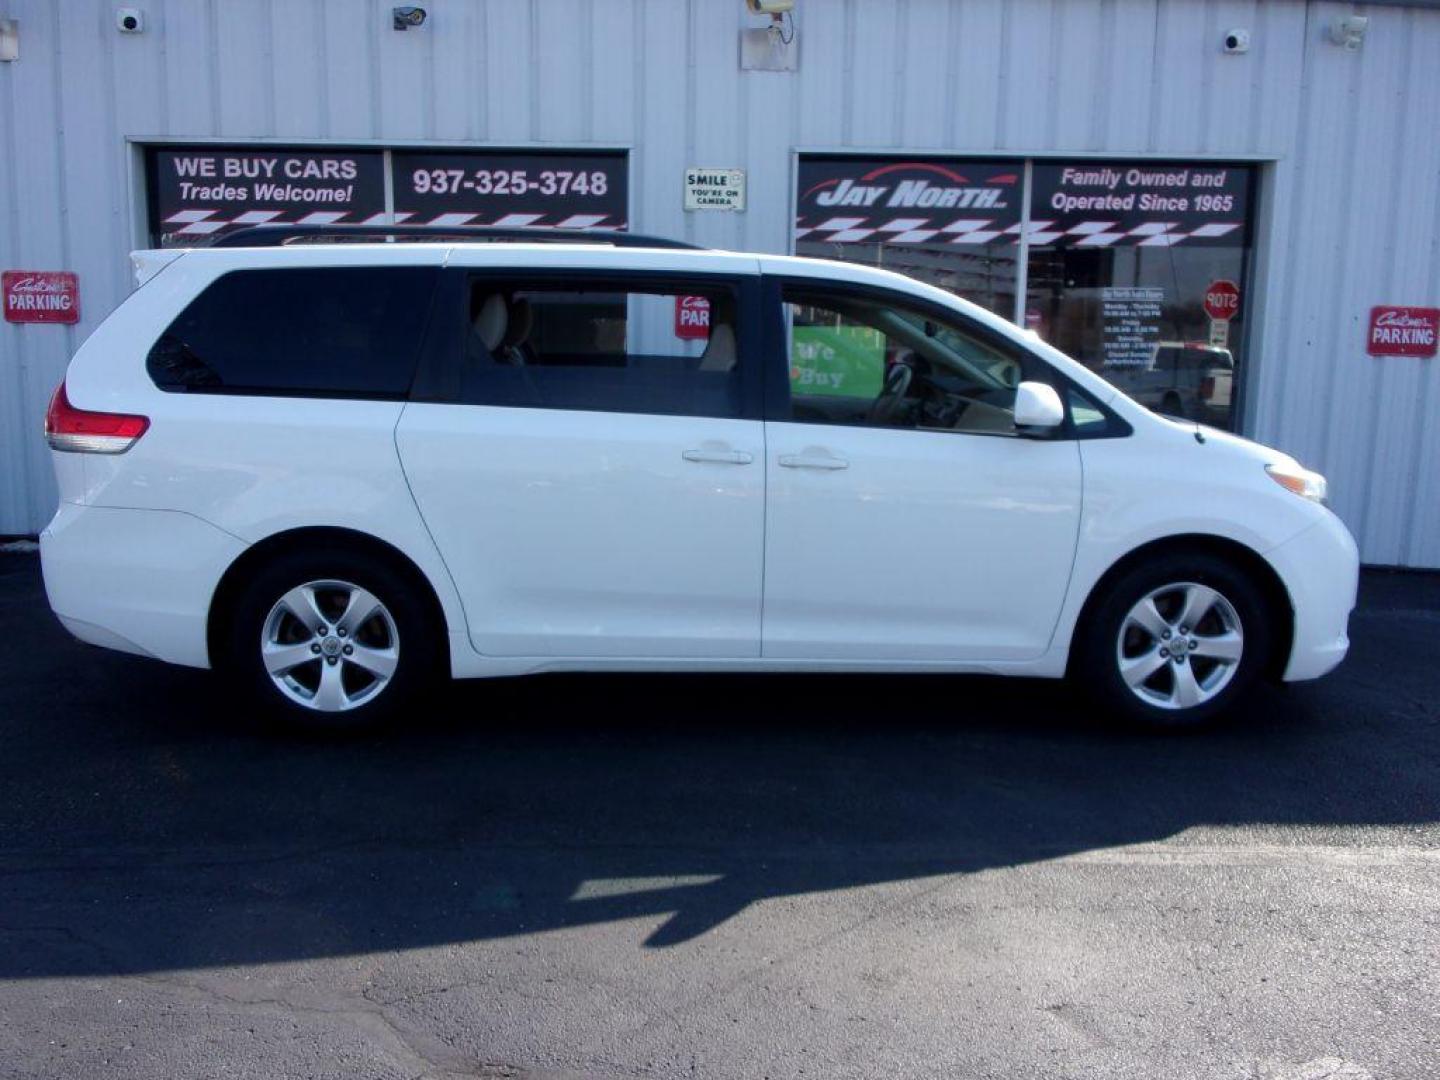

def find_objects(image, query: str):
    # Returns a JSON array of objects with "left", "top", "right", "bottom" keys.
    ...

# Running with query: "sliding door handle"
[
  {"left": 682, "top": 448, "right": 754, "bottom": 465},
  {"left": 778, "top": 453, "right": 849, "bottom": 470}
]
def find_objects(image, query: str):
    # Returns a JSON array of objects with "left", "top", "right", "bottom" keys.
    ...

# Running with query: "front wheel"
[
  {"left": 1074, "top": 553, "right": 1272, "bottom": 729},
  {"left": 226, "top": 549, "right": 439, "bottom": 730}
]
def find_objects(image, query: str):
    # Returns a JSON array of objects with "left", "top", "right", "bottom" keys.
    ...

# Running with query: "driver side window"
[{"left": 783, "top": 288, "right": 1027, "bottom": 436}]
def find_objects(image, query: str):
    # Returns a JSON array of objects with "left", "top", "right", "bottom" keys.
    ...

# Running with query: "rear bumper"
[
  {"left": 40, "top": 503, "right": 245, "bottom": 669},
  {"left": 1266, "top": 510, "right": 1360, "bottom": 682}
]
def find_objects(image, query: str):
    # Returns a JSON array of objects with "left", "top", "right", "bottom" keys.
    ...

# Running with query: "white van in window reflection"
[{"left": 1109, "top": 342, "right": 1235, "bottom": 427}]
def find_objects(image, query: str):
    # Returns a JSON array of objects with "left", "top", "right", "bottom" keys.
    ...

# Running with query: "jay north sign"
[
  {"left": 796, "top": 155, "right": 1253, "bottom": 248},
  {"left": 795, "top": 157, "right": 1022, "bottom": 245}
]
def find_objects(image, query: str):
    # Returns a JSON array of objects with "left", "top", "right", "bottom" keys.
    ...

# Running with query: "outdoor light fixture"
[
  {"left": 392, "top": 6, "right": 426, "bottom": 31},
  {"left": 1328, "top": 15, "right": 1368, "bottom": 50},
  {"left": 746, "top": 0, "right": 795, "bottom": 43},
  {"left": 740, "top": 0, "right": 796, "bottom": 70}
]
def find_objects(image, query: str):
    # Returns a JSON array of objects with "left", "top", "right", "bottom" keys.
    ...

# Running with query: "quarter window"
[
  {"left": 783, "top": 288, "right": 1030, "bottom": 436},
  {"left": 147, "top": 267, "right": 438, "bottom": 398},
  {"left": 455, "top": 278, "right": 744, "bottom": 419}
]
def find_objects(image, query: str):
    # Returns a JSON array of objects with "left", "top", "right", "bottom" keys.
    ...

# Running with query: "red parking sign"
[
  {"left": 1368, "top": 306, "right": 1439, "bottom": 358},
  {"left": 3, "top": 271, "right": 80, "bottom": 324},
  {"left": 674, "top": 294, "right": 711, "bottom": 340},
  {"left": 1204, "top": 279, "right": 1240, "bottom": 322}
]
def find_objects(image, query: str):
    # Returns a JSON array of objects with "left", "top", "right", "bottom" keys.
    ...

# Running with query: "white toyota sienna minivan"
[{"left": 40, "top": 226, "right": 1358, "bottom": 730}]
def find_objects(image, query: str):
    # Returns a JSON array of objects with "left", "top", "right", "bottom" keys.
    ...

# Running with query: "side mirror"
[{"left": 1013, "top": 381, "right": 1065, "bottom": 431}]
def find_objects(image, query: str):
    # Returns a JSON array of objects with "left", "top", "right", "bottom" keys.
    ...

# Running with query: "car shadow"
[{"left": 1, "top": 556, "right": 1437, "bottom": 977}]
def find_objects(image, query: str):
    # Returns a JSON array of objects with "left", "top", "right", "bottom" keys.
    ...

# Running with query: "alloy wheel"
[
  {"left": 1115, "top": 581, "right": 1244, "bottom": 710},
  {"left": 260, "top": 579, "right": 400, "bottom": 712}
]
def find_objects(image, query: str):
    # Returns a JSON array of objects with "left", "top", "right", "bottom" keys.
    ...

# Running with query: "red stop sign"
[{"left": 1204, "top": 279, "right": 1240, "bottom": 322}]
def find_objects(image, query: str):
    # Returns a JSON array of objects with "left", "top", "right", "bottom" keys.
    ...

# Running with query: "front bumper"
[
  {"left": 40, "top": 503, "right": 246, "bottom": 669},
  {"left": 1265, "top": 509, "right": 1360, "bottom": 682}
]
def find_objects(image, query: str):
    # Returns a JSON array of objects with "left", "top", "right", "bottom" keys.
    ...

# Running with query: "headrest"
[
  {"left": 472, "top": 294, "right": 508, "bottom": 352},
  {"left": 699, "top": 322, "right": 737, "bottom": 372},
  {"left": 502, "top": 298, "right": 533, "bottom": 348}
]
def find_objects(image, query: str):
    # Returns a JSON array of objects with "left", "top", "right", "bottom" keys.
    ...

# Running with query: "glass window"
[
  {"left": 148, "top": 267, "right": 438, "bottom": 398},
  {"left": 1067, "top": 386, "right": 1110, "bottom": 436},
  {"left": 783, "top": 288, "right": 1029, "bottom": 436},
  {"left": 794, "top": 156, "right": 1256, "bottom": 433},
  {"left": 456, "top": 279, "right": 743, "bottom": 418},
  {"left": 794, "top": 156, "right": 1022, "bottom": 319},
  {"left": 1024, "top": 162, "right": 1253, "bottom": 430}
]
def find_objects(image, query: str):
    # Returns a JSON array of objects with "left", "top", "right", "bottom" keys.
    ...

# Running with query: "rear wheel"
[
  {"left": 1075, "top": 552, "right": 1272, "bottom": 729},
  {"left": 226, "top": 549, "right": 438, "bottom": 730}
]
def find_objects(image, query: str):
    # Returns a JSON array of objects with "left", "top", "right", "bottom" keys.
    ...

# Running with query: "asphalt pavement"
[{"left": 1, "top": 551, "right": 1437, "bottom": 1079}]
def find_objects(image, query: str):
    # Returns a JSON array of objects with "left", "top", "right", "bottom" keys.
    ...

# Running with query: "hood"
[{"left": 1190, "top": 422, "right": 1301, "bottom": 469}]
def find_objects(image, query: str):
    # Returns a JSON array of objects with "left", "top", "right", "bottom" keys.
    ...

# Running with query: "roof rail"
[{"left": 207, "top": 223, "right": 705, "bottom": 251}]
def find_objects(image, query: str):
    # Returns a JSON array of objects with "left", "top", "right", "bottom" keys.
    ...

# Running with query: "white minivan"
[{"left": 40, "top": 226, "right": 1357, "bottom": 730}]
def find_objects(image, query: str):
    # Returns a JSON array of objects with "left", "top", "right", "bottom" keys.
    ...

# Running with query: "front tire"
[
  {"left": 226, "top": 549, "right": 439, "bottom": 731},
  {"left": 1075, "top": 552, "right": 1272, "bottom": 730}
]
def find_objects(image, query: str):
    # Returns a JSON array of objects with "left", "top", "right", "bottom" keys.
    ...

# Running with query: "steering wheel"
[{"left": 868, "top": 360, "right": 915, "bottom": 425}]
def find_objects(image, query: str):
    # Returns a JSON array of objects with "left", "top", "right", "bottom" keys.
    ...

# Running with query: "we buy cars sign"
[
  {"left": 3, "top": 271, "right": 79, "bottom": 324},
  {"left": 1368, "top": 306, "right": 1439, "bottom": 358},
  {"left": 151, "top": 146, "right": 386, "bottom": 245}
]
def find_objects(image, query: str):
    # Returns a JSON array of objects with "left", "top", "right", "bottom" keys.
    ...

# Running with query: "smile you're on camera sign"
[{"left": 684, "top": 168, "right": 746, "bottom": 212}]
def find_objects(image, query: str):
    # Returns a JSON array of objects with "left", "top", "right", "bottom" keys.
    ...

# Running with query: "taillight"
[
  {"left": 44, "top": 382, "right": 149, "bottom": 454},
  {"left": 1199, "top": 376, "right": 1216, "bottom": 401}
]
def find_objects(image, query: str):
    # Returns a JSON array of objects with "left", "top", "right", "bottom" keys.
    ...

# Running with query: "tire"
[
  {"left": 224, "top": 547, "right": 440, "bottom": 731},
  {"left": 1073, "top": 551, "right": 1272, "bottom": 730},
  {"left": 1160, "top": 392, "right": 1186, "bottom": 420}
]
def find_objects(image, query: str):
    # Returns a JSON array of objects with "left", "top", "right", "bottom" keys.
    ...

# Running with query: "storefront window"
[
  {"left": 794, "top": 155, "right": 1256, "bottom": 432},
  {"left": 145, "top": 145, "right": 629, "bottom": 246},
  {"left": 794, "top": 157, "right": 1022, "bottom": 316},
  {"left": 1025, "top": 162, "right": 1253, "bottom": 430}
]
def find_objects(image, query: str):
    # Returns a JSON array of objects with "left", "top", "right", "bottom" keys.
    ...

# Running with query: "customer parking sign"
[{"left": 3, "top": 271, "right": 79, "bottom": 324}]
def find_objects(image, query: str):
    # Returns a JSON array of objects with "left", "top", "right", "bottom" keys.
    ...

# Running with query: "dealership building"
[{"left": 1, "top": 0, "right": 1438, "bottom": 566}]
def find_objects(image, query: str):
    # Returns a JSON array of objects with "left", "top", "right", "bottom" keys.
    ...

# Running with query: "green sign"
[{"left": 790, "top": 325, "right": 885, "bottom": 398}]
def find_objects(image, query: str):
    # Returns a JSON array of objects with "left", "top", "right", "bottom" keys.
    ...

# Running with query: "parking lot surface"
[{"left": 1, "top": 551, "right": 1437, "bottom": 1080}]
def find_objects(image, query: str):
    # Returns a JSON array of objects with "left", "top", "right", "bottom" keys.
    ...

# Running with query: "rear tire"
[
  {"left": 224, "top": 548, "right": 439, "bottom": 731},
  {"left": 1074, "top": 552, "right": 1272, "bottom": 730}
]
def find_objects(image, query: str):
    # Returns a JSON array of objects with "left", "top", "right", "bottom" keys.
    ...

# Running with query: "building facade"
[{"left": 2, "top": 0, "right": 1438, "bottom": 566}]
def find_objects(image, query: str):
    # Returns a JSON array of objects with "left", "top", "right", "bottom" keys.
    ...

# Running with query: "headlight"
[{"left": 1266, "top": 463, "right": 1328, "bottom": 505}]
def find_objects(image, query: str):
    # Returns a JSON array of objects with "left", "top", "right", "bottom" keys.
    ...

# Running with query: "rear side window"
[
  {"left": 148, "top": 267, "right": 438, "bottom": 398},
  {"left": 450, "top": 276, "right": 746, "bottom": 419}
]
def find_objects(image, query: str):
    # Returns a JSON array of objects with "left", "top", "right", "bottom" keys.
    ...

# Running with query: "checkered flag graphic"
[
  {"left": 795, "top": 216, "right": 1242, "bottom": 247},
  {"left": 163, "top": 210, "right": 627, "bottom": 237}
]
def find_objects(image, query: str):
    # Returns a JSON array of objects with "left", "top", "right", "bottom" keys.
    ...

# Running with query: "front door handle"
[
  {"left": 778, "top": 453, "right": 850, "bottom": 470},
  {"left": 682, "top": 448, "right": 754, "bottom": 465}
]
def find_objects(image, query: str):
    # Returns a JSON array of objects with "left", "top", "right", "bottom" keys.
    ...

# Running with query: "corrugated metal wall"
[{"left": 2, "top": 0, "right": 1437, "bottom": 565}]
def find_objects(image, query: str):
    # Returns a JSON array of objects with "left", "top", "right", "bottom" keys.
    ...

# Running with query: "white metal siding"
[{"left": 1, "top": 0, "right": 1437, "bottom": 566}]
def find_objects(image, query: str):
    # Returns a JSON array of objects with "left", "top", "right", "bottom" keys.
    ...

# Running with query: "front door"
[
  {"left": 762, "top": 280, "right": 1083, "bottom": 662},
  {"left": 397, "top": 265, "right": 766, "bottom": 658}
]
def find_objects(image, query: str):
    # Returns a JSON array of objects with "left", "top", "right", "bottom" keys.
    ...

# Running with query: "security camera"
[
  {"left": 1329, "top": 15, "right": 1367, "bottom": 50},
  {"left": 116, "top": 7, "right": 143, "bottom": 33},
  {"left": 1222, "top": 28, "right": 1250, "bottom": 54},
  {"left": 392, "top": 6, "right": 426, "bottom": 30},
  {"left": 746, "top": 0, "right": 794, "bottom": 14}
]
